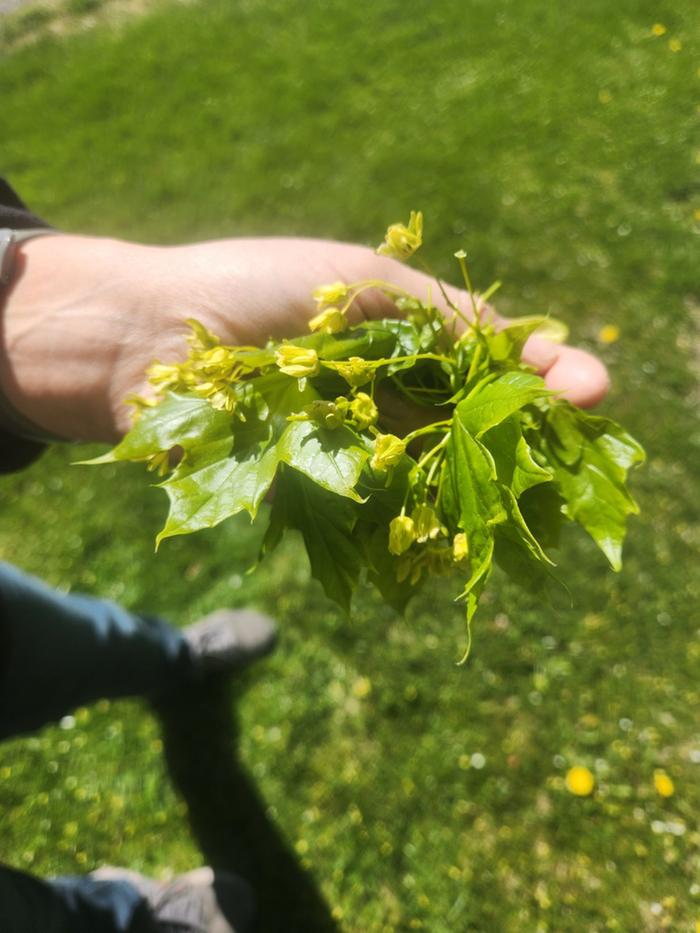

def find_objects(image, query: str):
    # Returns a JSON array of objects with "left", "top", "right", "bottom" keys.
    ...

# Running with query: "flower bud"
[
  {"left": 376, "top": 211, "right": 423, "bottom": 261},
  {"left": 302, "top": 400, "right": 347, "bottom": 429},
  {"left": 389, "top": 515, "right": 416, "bottom": 556},
  {"left": 371, "top": 433, "right": 406, "bottom": 471},
  {"left": 349, "top": 392, "right": 378, "bottom": 430},
  {"left": 308, "top": 306, "right": 347, "bottom": 335},
  {"left": 412, "top": 504, "right": 443, "bottom": 543},
  {"left": 327, "top": 356, "right": 375, "bottom": 388},
  {"left": 452, "top": 532, "right": 469, "bottom": 562},
  {"left": 275, "top": 345, "right": 320, "bottom": 378},
  {"left": 312, "top": 281, "right": 349, "bottom": 307}
]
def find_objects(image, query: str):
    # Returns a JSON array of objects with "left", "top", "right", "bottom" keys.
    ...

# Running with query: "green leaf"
[
  {"left": 252, "top": 371, "right": 319, "bottom": 431},
  {"left": 295, "top": 323, "right": 398, "bottom": 361},
  {"left": 458, "top": 565, "right": 491, "bottom": 664},
  {"left": 156, "top": 419, "right": 278, "bottom": 544},
  {"left": 500, "top": 487, "right": 555, "bottom": 566},
  {"left": 542, "top": 404, "right": 645, "bottom": 569},
  {"left": 277, "top": 468, "right": 364, "bottom": 612},
  {"left": 277, "top": 420, "right": 369, "bottom": 502},
  {"left": 482, "top": 415, "right": 553, "bottom": 499},
  {"left": 518, "top": 482, "right": 565, "bottom": 551},
  {"left": 486, "top": 318, "right": 550, "bottom": 363},
  {"left": 493, "top": 528, "right": 550, "bottom": 595},
  {"left": 356, "top": 456, "right": 416, "bottom": 522},
  {"left": 442, "top": 411, "right": 507, "bottom": 598},
  {"left": 84, "top": 393, "right": 233, "bottom": 463},
  {"left": 456, "top": 371, "right": 550, "bottom": 437}
]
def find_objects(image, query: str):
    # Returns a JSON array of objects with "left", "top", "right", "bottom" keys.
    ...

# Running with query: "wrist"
[{"left": 0, "top": 234, "right": 159, "bottom": 442}]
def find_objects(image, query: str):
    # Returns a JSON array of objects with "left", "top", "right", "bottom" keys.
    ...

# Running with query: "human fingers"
[
  {"left": 522, "top": 336, "right": 610, "bottom": 408},
  {"left": 351, "top": 251, "right": 610, "bottom": 408}
]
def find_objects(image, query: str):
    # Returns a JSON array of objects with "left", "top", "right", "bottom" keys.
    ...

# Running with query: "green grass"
[{"left": 1, "top": 0, "right": 699, "bottom": 929}]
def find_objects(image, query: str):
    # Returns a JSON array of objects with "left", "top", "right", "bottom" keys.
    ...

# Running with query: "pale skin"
[{"left": 0, "top": 234, "right": 609, "bottom": 443}]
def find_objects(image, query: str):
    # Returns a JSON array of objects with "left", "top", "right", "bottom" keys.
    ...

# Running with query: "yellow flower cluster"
[
  {"left": 147, "top": 323, "right": 261, "bottom": 413},
  {"left": 396, "top": 542, "right": 453, "bottom": 586},
  {"left": 388, "top": 505, "right": 464, "bottom": 583},
  {"left": 288, "top": 398, "right": 348, "bottom": 430},
  {"left": 288, "top": 391, "right": 378, "bottom": 433}
]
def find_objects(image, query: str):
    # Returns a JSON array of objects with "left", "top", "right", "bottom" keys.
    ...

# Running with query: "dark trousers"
[{"left": 0, "top": 562, "right": 193, "bottom": 932}]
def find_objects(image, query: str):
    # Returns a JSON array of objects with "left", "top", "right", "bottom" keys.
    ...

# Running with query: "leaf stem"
[
  {"left": 403, "top": 420, "right": 452, "bottom": 444},
  {"left": 416, "top": 434, "right": 449, "bottom": 470}
]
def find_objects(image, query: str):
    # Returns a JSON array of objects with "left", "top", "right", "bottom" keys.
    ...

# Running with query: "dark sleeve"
[
  {"left": 0, "top": 178, "right": 52, "bottom": 231},
  {"left": 0, "top": 178, "right": 54, "bottom": 472}
]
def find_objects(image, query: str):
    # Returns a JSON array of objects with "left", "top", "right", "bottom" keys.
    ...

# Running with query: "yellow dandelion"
[
  {"left": 352, "top": 676, "right": 372, "bottom": 699},
  {"left": 565, "top": 765, "right": 595, "bottom": 796},
  {"left": 668, "top": 38, "right": 682, "bottom": 52},
  {"left": 654, "top": 769, "right": 675, "bottom": 798},
  {"left": 598, "top": 324, "right": 620, "bottom": 344},
  {"left": 694, "top": 207, "right": 700, "bottom": 221},
  {"left": 651, "top": 23, "right": 667, "bottom": 37},
  {"left": 598, "top": 89, "right": 613, "bottom": 105}
]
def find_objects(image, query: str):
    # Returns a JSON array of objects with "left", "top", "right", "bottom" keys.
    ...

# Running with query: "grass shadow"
[{"left": 152, "top": 676, "right": 340, "bottom": 933}]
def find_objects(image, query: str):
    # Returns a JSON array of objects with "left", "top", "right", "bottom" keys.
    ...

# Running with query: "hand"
[{"left": 1, "top": 234, "right": 609, "bottom": 443}]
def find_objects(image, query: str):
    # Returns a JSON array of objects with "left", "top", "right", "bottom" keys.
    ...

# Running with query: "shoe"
[
  {"left": 183, "top": 609, "right": 278, "bottom": 677},
  {"left": 91, "top": 865, "right": 256, "bottom": 932}
]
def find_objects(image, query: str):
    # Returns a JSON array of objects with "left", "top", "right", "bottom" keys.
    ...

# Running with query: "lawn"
[{"left": 1, "top": 0, "right": 699, "bottom": 929}]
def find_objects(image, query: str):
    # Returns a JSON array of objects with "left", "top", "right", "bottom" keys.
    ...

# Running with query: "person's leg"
[
  {"left": 0, "top": 562, "right": 271, "bottom": 932},
  {"left": 0, "top": 561, "right": 193, "bottom": 741},
  {"left": 0, "top": 864, "right": 158, "bottom": 933}
]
